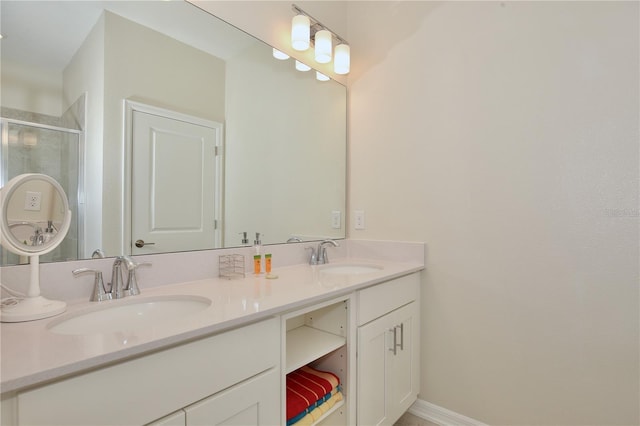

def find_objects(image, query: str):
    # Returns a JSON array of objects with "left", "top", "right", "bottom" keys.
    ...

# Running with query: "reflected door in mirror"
[{"left": 131, "top": 109, "right": 222, "bottom": 254}]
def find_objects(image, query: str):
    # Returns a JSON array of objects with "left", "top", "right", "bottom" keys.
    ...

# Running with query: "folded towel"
[
  {"left": 288, "top": 391, "right": 343, "bottom": 426},
  {"left": 299, "top": 365, "right": 340, "bottom": 390},
  {"left": 286, "top": 365, "right": 341, "bottom": 424}
]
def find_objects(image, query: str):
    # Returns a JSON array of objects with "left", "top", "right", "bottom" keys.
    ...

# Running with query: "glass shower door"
[{"left": 1, "top": 119, "right": 82, "bottom": 265}]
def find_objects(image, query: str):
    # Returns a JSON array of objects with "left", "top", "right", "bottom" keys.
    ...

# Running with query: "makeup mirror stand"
[
  {"left": 0, "top": 174, "right": 71, "bottom": 322},
  {"left": 0, "top": 255, "right": 67, "bottom": 322}
]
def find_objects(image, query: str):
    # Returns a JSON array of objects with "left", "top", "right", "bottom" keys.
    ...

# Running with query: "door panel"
[
  {"left": 132, "top": 110, "right": 220, "bottom": 254},
  {"left": 185, "top": 369, "right": 280, "bottom": 426},
  {"left": 357, "top": 313, "right": 392, "bottom": 426}
]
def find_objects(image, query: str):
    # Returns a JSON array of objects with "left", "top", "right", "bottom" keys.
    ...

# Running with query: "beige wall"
[
  {"left": 347, "top": 1, "right": 639, "bottom": 425},
  {"left": 191, "top": 1, "right": 639, "bottom": 424},
  {"left": 1, "top": 61, "right": 64, "bottom": 117}
]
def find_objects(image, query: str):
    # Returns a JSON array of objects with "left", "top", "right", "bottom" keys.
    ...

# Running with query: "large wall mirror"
[{"left": 0, "top": 0, "right": 347, "bottom": 266}]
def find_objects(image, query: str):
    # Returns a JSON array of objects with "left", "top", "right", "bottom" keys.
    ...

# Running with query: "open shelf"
[
  {"left": 286, "top": 325, "right": 346, "bottom": 374},
  {"left": 310, "top": 399, "right": 345, "bottom": 426}
]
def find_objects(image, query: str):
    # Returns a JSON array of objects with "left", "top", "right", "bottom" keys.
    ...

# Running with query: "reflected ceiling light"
[
  {"left": 291, "top": 14, "right": 310, "bottom": 51},
  {"left": 295, "top": 60, "right": 311, "bottom": 72},
  {"left": 291, "top": 4, "right": 350, "bottom": 75},
  {"left": 334, "top": 44, "right": 350, "bottom": 75},
  {"left": 316, "top": 72, "right": 329, "bottom": 82},
  {"left": 314, "top": 30, "right": 332, "bottom": 64},
  {"left": 272, "top": 48, "right": 290, "bottom": 60}
]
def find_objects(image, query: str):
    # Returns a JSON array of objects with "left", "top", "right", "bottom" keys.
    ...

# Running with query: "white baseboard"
[{"left": 408, "top": 399, "right": 489, "bottom": 426}]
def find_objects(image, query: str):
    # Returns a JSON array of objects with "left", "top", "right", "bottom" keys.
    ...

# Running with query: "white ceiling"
[{"left": 0, "top": 0, "right": 258, "bottom": 72}]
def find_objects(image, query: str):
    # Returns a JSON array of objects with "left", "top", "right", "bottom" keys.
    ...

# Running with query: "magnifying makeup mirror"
[{"left": 0, "top": 174, "right": 71, "bottom": 322}]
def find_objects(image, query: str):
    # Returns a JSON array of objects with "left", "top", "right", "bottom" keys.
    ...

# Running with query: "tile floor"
[{"left": 394, "top": 411, "right": 439, "bottom": 426}]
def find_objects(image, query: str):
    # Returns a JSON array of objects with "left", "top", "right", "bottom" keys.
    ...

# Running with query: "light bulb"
[
  {"left": 291, "top": 15, "right": 310, "bottom": 51},
  {"left": 295, "top": 60, "right": 311, "bottom": 72},
  {"left": 334, "top": 44, "right": 350, "bottom": 74},
  {"left": 272, "top": 48, "right": 289, "bottom": 60},
  {"left": 314, "top": 30, "right": 332, "bottom": 64},
  {"left": 316, "top": 72, "right": 330, "bottom": 81}
]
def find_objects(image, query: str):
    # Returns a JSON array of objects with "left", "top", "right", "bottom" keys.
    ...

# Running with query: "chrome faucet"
[
  {"left": 308, "top": 239, "right": 339, "bottom": 265},
  {"left": 110, "top": 256, "right": 151, "bottom": 298},
  {"left": 109, "top": 256, "right": 130, "bottom": 299},
  {"left": 73, "top": 256, "right": 151, "bottom": 302}
]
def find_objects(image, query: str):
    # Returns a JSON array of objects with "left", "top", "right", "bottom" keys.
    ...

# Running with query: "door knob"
[{"left": 135, "top": 239, "right": 155, "bottom": 248}]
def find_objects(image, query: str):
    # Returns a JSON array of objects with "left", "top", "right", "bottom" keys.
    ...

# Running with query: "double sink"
[{"left": 46, "top": 263, "right": 382, "bottom": 336}]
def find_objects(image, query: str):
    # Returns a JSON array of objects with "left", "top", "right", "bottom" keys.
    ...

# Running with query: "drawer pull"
[
  {"left": 397, "top": 323, "right": 404, "bottom": 351},
  {"left": 388, "top": 327, "right": 397, "bottom": 355}
]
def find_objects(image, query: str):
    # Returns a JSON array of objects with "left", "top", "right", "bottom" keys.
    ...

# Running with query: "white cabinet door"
[
  {"left": 357, "top": 302, "right": 419, "bottom": 426},
  {"left": 387, "top": 302, "right": 419, "bottom": 423},
  {"left": 185, "top": 368, "right": 280, "bottom": 426}
]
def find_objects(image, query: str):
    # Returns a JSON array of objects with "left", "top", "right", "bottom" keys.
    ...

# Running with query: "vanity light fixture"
[
  {"left": 291, "top": 4, "right": 350, "bottom": 74},
  {"left": 273, "top": 48, "right": 290, "bottom": 60},
  {"left": 295, "top": 60, "right": 311, "bottom": 72}
]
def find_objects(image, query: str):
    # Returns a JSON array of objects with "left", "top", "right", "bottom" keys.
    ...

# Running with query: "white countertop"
[{"left": 1, "top": 258, "right": 423, "bottom": 394}]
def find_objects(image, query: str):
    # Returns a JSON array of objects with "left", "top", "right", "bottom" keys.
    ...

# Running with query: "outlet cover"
[
  {"left": 331, "top": 211, "right": 341, "bottom": 229},
  {"left": 24, "top": 191, "right": 42, "bottom": 211},
  {"left": 354, "top": 210, "right": 365, "bottom": 230}
]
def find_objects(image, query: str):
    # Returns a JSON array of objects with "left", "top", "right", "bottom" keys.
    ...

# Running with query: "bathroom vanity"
[{"left": 0, "top": 242, "right": 423, "bottom": 425}]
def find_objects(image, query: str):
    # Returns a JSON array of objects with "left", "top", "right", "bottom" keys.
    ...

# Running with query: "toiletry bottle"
[
  {"left": 265, "top": 253, "right": 272, "bottom": 274},
  {"left": 253, "top": 232, "right": 262, "bottom": 255},
  {"left": 253, "top": 255, "right": 261, "bottom": 275}
]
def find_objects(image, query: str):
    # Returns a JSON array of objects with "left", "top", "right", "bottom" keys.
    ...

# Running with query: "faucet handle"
[
  {"left": 123, "top": 260, "right": 152, "bottom": 297},
  {"left": 305, "top": 246, "right": 318, "bottom": 265},
  {"left": 72, "top": 268, "right": 112, "bottom": 302}
]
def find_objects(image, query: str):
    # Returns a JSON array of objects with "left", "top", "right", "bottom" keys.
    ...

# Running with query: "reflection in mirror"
[
  {"left": 0, "top": 173, "right": 71, "bottom": 321},
  {"left": 0, "top": 1, "right": 346, "bottom": 266}
]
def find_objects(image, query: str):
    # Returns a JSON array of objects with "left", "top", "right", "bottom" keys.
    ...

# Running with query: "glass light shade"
[
  {"left": 314, "top": 30, "right": 332, "bottom": 63},
  {"left": 272, "top": 48, "right": 289, "bottom": 60},
  {"left": 291, "top": 15, "right": 310, "bottom": 51},
  {"left": 316, "top": 72, "right": 330, "bottom": 81},
  {"left": 334, "top": 44, "right": 350, "bottom": 74},
  {"left": 295, "top": 60, "right": 311, "bottom": 72}
]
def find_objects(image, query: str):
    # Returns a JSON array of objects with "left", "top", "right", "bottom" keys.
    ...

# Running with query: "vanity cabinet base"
[{"left": 15, "top": 318, "right": 280, "bottom": 426}]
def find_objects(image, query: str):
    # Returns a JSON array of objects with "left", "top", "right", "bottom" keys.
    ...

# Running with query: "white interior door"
[{"left": 131, "top": 109, "right": 221, "bottom": 255}]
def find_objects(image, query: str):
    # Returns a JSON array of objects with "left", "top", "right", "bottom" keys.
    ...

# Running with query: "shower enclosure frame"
[{"left": 0, "top": 117, "right": 85, "bottom": 264}]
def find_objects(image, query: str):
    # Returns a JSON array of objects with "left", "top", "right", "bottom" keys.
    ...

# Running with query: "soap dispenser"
[
  {"left": 239, "top": 231, "right": 249, "bottom": 246},
  {"left": 253, "top": 232, "right": 262, "bottom": 255}
]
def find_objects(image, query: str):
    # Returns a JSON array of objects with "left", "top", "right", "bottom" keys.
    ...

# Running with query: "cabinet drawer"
[
  {"left": 17, "top": 317, "right": 280, "bottom": 426},
  {"left": 357, "top": 273, "right": 419, "bottom": 326}
]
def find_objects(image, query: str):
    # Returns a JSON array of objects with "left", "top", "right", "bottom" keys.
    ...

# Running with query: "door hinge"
[
  {"left": 214, "top": 219, "right": 218, "bottom": 230},
  {"left": 214, "top": 146, "right": 220, "bottom": 156}
]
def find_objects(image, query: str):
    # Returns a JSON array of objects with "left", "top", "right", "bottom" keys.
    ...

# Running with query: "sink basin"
[
  {"left": 318, "top": 263, "right": 383, "bottom": 275},
  {"left": 47, "top": 295, "right": 211, "bottom": 335}
]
